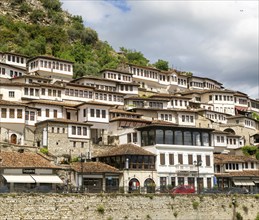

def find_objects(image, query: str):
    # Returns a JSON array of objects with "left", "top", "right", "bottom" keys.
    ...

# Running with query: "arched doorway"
[
  {"left": 10, "top": 134, "right": 17, "bottom": 144},
  {"left": 144, "top": 178, "right": 155, "bottom": 193},
  {"left": 129, "top": 178, "right": 140, "bottom": 193}
]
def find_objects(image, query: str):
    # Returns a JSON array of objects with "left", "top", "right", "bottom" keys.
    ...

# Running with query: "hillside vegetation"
[{"left": 0, "top": 0, "right": 170, "bottom": 78}]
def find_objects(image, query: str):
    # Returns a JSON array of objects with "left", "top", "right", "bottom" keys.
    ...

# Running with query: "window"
[
  {"left": 24, "top": 88, "right": 28, "bottom": 95},
  {"left": 207, "top": 178, "right": 211, "bottom": 189},
  {"left": 45, "top": 109, "right": 49, "bottom": 117},
  {"left": 9, "top": 91, "right": 15, "bottom": 98},
  {"left": 178, "top": 154, "right": 183, "bottom": 164},
  {"left": 41, "top": 88, "right": 45, "bottom": 95},
  {"left": 17, "top": 109, "right": 23, "bottom": 118},
  {"left": 90, "top": 109, "right": 95, "bottom": 117},
  {"left": 175, "top": 130, "right": 183, "bottom": 145},
  {"left": 206, "top": 155, "right": 210, "bottom": 166},
  {"left": 25, "top": 111, "right": 29, "bottom": 120},
  {"left": 77, "top": 127, "right": 81, "bottom": 135},
  {"left": 133, "top": 132, "right": 137, "bottom": 142},
  {"left": 169, "top": 154, "right": 174, "bottom": 165},
  {"left": 160, "top": 153, "right": 165, "bottom": 165},
  {"left": 127, "top": 133, "right": 132, "bottom": 143},
  {"left": 30, "top": 111, "right": 35, "bottom": 121},
  {"left": 9, "top": 109, "right": 15, "bottom": 118},
  {"left": 156, "top": 129, "right": 164, "bottom": 144},
  {"left": 102, "top": 110, "right": 106, "bottom": 118},
  {"left": 81, "top": 142, "right": 84, "bottom": 148},
  {"left": 197, "top": 155, "right": 202, "bottom": 164},
  {"left": 96, "top": 109, "right": 100, "bottom": 118},
  {"left": 72, "top": 126, "right": 76, "bottom": 135},
  {"left": 188, "top": 154, "right": 193, "bottom": 165},
  {"left": 1, "top": 108, "right": 7, "bottom": 118},
  {"left": 53, "top": 110, "right": 58, "bottom": 118},
  {"left": 83, "top": 127, "right": 87, "bottom": 136}
]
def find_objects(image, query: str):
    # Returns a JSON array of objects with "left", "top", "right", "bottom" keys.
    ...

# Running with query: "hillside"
[{"left": 0, "top": 0, "right": 137, "bottom": 78}]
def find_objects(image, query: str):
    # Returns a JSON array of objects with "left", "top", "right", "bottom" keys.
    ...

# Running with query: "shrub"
[
  {"left": 40, "top": 147, "right": 48, "bottom": 155},
  {"left": 97, "top": 205, "right": 105, "bottom": 214},
  {"left": 255, "top": 194, "right": 259, "bottom": 200},
  {"left": 255, "top": 212, "right": 259, "bottom": 220},
  {"left": 236, "top": 212, "right": 243, "bottom": 220},
  {"left": 173, "top": 211, "right": 178, "bottom": 218},
  {"left": 192, "top": 201, "right": 199, "bottom": 210},
  {"left": 242, "top": 205, "right": 248, "bottom": 214}
]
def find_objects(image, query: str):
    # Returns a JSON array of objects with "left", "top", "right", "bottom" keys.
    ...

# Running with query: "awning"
[
  {"left": 2, "top": 175, "right": 35, "bottom": 183},
  {"left": 31, "top": 175, "right": 63, "bottom": 184},
  {"left": 233, "top": 180, "right": 255, "bottom": 186},
  {"left": 254, "top": 181, "right": 259, "bottom": 184}
]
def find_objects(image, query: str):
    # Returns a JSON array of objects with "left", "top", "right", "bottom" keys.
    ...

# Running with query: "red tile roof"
[{"left": 71, "top": 162, "right": 119, "bottom": 173}]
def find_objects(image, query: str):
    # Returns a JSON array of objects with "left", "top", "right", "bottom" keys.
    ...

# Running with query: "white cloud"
[{"left": 61, "top": 0, "right": 258, "bottom": 98}]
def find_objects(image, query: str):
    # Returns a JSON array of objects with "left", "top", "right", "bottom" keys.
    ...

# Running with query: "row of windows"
[
  {"left": 227, "top": 138, "right": 237, "bottom": 145},
  {"left": 89, "top": 109, "right": 106, "bottom": 118},
  {"left": 7, "top": 55, "right": 25, "bottom": 64},
  {"left": 131, "top": 67, "right": 159, "bottom": 80},
  {"left": 65, "top": 89, "right": 93, "bottom": 98},
  {"left": 95, "top": 92, "right": 123, "bottom": 102},
  {"left": 50, "top": 127, "right": 66, "bottom": 134},
  {"left": 37, "top": 109, "right": 58, "bottom": 118},
  {"left": 171, "top": 100, "right": 188, "bottom": 107},
  {"left": 10, "top": 70, "right": 23, "bottom": 78},
  {"left": 0, "top": 108, "right": 23, "bottom": 119},
  {"left": 160, "top": 177, "right": 211, "bottom": 189},
  {"left": 237, "top": 98, "right": 248, "bottom": 105},
  {"left": 71, "top": 126, "right": 88, "bottom": 136},
  {"left": 141, "top": 129, "right": 210, "bottom": 146},
  {"left": 127, "top": 132, "right": 138, "bottom": 143},
  {"left": 209, "top": 95, "right": 234, "bottom": 102},
  {"left": 181, "top": 115, "right": 194, "bottom": 123},
  {"left": 160, "top": 153, "right": 211, "bottom": 166},
  {"left": 245, "top": 120, "right": 254, "bottom": 127},
  {"left": 24, "top": 88, "right": 62, "bottom": 97},
  {"left": 161, "top": 114, "right": 173, "bottom": 121},
  {"left": 149, "top": 102, "right": 163, "bottom": 109},
  {"left": 96, "top": 84, "right": 116, "bottom": 92},
  {"left": 206, "top": 113, "right": 226, "bottom": 121},
  {"left": 30, "top": 60, "right": 71, "bottom": 72},
  {"left": 120, "top": 85, "right": 134, "bottom": 92},
  {"left": 216, "top": 136, "right": 225, "bottom": 143},
  {"left": 105, "top": 72, "right": 131, "bottom": 82},
  {"left": 178, "top": 78, "right": 187, "bottom": 86},
  {"left": 190, "top": 81, "right": 218, "bottom": 89}
]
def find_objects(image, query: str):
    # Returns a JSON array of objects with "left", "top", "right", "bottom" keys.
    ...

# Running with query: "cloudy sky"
[{"left": 61, "top": 0, "right": 258, "bottom": 99}]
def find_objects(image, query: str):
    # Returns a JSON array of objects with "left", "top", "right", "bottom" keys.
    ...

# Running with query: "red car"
[{"left": 171, "top": 185, "right": 195, "bottom": 194}]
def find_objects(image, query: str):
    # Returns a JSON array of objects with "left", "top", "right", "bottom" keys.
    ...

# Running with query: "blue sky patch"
[{"left": 104, "top": 0, "right": 131, "bottom": 12}]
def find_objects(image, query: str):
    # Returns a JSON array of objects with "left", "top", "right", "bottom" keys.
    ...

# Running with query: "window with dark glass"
[
  {"left": 141, "top": 130, "right": 148, "bottom": 146},
  {"left": 83, "top": 127, "right": 87, "bottom": 136},
  {"left": 133, "top": 132, "right": 137, "bottom": 143},
  {"left": 127, "top": 133, "right": 132, "bottom": 143},
  {"left": 90, "top": 109, "right": 95, "bottom": 117},
  {"left": 45, "top": 109, "right": 49, "bottom": 117},
  {"left": 165, "top": 130, "right": 173, "bottom": 144},
  {"left": 178, "top": 154, "right": 183, "bottom": 164},
  {"left": 188, "top": 154, "right": 193, "bottom": 165},
  {"left": 160, "top": 153, "right": 165, "bottom": 165},
  {"left": 96, "top": 109, "right": 100, "bottom": 118},
  {"left": 102, "top": 110, "right": 106, "bottom": 118},
  {"left": 202, "top": 132, "right": 209, "bottom": 146},
  {"left": 184, "top": 131, "right": 192, "bottom": 145},
  {"left": 178, "top": 177, "right": 184, "bottom": 185},
  {"left": 169, "top": 154, "right": 174, "bottom": 165},
  {"left": 17, "top": 109, "right": 23, "bottom": 119},
  {"left": 77, "top": 127, "right": 81, "bottom": 135},
  {"left": 197, "top": 155, "right": 202, "bottom": 163},
  {"left": 175, "top": 130, "right": 183, "bottom": 145},
  {"left": 207, "top": 178, "right": 211, "bottom": 189},
  {"left": 156, "top": 129, "right": 164, "bottom": 144},
  {"left": 206, "top": 155, "right": 210, "bottom": 166},
  {"left": 171, "top": 177, "right": 176, "bottom": 188},
  {"left": 193, "top": 132, "right": 201, "bottom": 146},
  {"left": 72, "top": 126, "right": 76, "bottom": 135},
  {"left": 54, "top": 110, "right": 57, "bottom": 118},
  {"left": 148, "top": 129, "right": 155, "bottom": 145}
]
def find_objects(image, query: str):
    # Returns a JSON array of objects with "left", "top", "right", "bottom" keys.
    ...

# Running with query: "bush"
[
  {"left": 97, "top": 205, "right": 105, "bottom": 214},
  {"left": 242, "top": 205, "right": 248, "bottom": 214},
  {"left": 40, "top": 148, "right": 48, "bottom": 155},
  {"left": 192, "top": 201, "right": 199, "bottom": 210},
  {"left": 236, "top": 212, "right": 243, "bottom": 220},
  {"left": 255, "top": 212, "right": 259, "bottom": 220}
]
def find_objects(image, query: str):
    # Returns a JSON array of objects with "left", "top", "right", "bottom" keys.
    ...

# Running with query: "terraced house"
[{"left": 0, "top": 52, "right": 259, "bottom": 193}]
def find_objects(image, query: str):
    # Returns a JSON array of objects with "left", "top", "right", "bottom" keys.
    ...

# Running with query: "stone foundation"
[{"left": 0, "top": 194, "right": 258, "bottom": 220}]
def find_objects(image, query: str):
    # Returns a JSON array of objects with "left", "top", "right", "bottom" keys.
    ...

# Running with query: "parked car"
[
  {"left": 171, "top": 185, "right": 195, "bottom": 194},
  {"left": 226, "top": 187, "right": 249, "bottom": 195},
  {"left": 200, "top": 188, "right": 223, "bottom": 194}
]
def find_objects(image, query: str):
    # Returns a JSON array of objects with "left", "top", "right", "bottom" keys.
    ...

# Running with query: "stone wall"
[{"left": 0, "top": 194, "right": 258, "bottom": 220}]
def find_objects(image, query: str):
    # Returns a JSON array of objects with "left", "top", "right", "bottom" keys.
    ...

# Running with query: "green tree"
[
  {"left": 153, "top": 59, "right": 169, "bottom": 71},
  {"left": 120, "top": 47, "right": 149, "bottom": 66}
]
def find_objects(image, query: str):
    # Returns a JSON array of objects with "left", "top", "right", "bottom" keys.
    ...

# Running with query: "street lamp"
[{"left": 194, "top": 160, "right": 202, "bottom": 194}]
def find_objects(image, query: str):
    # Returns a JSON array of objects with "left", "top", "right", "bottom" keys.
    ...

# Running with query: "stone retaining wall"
[{"left": 0, "top": 194, "right": 258, "bottom": 220}]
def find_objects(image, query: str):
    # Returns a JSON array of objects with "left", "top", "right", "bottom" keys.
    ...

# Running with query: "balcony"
[{"left": 175, "top": 164, "right": 198, "bottom": 173}]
